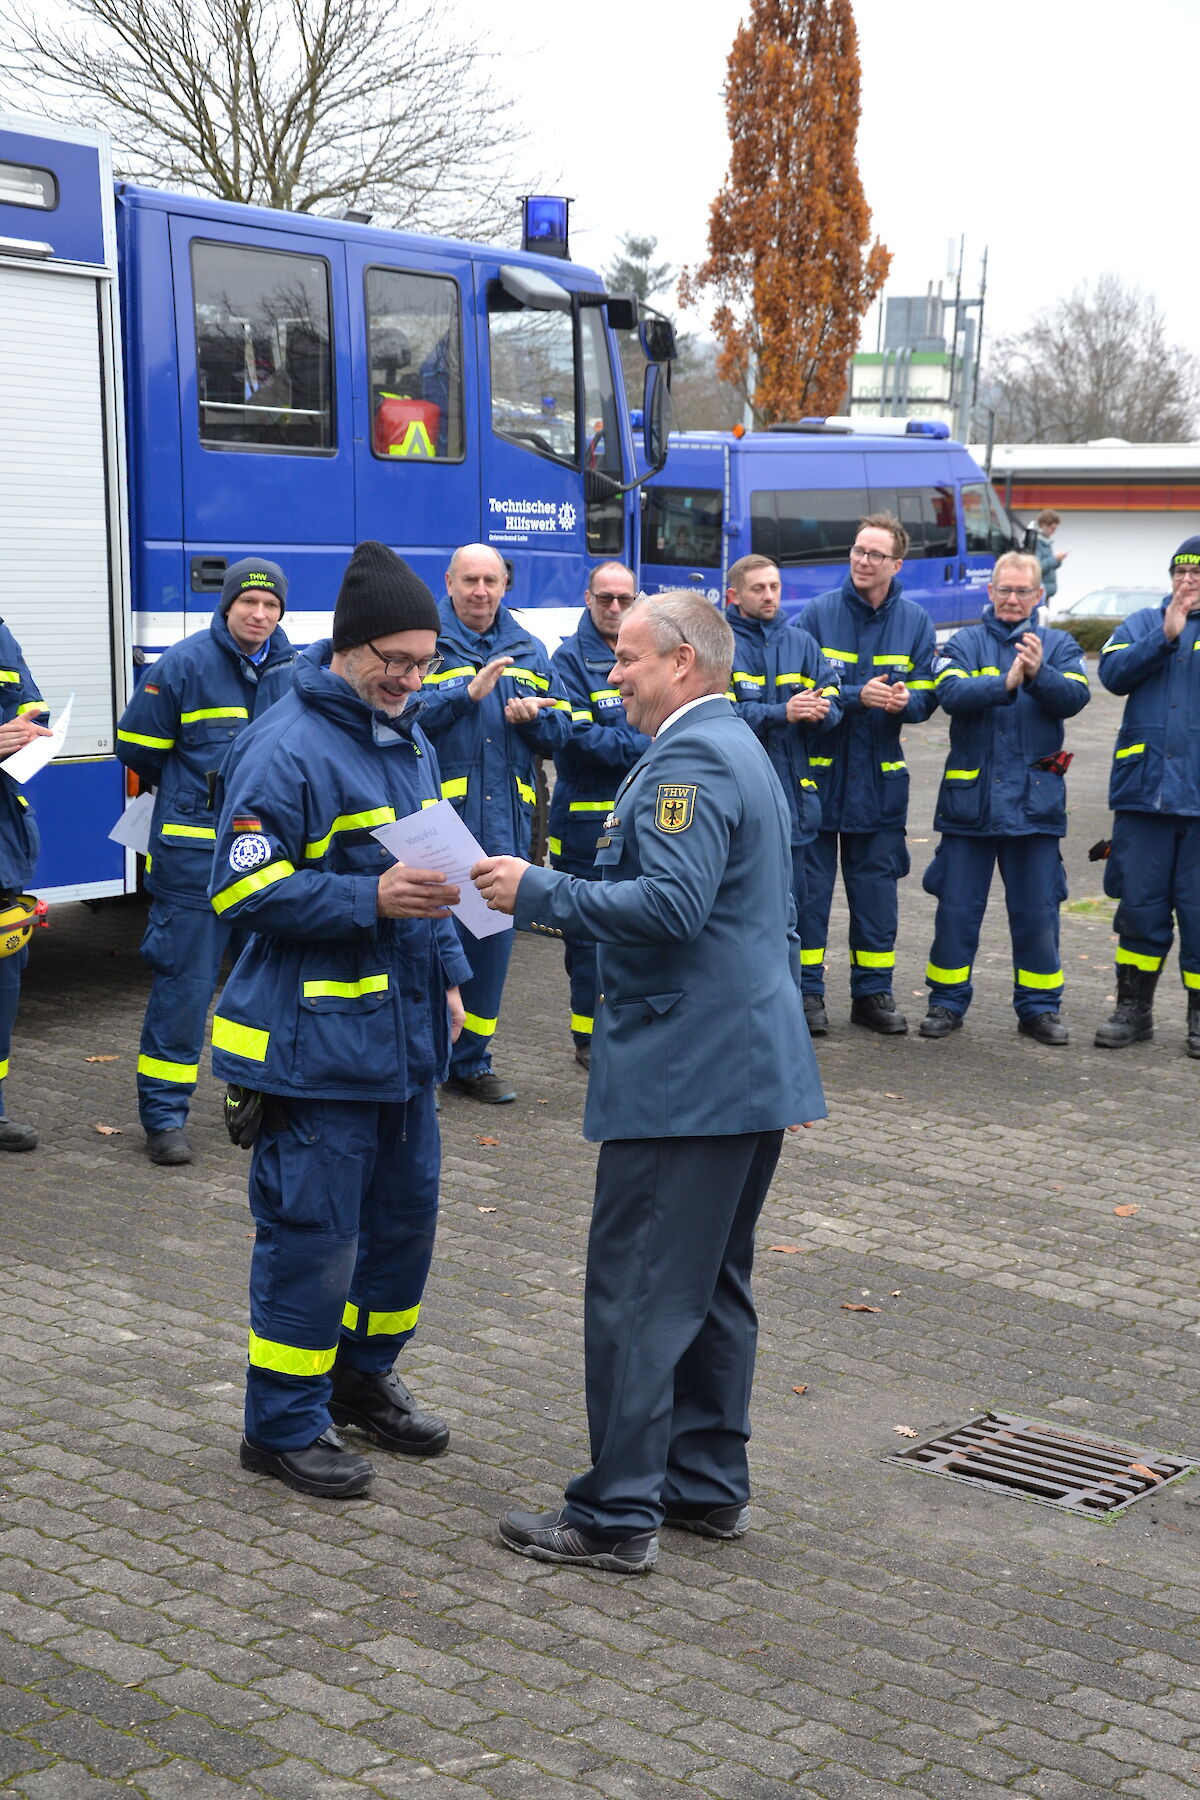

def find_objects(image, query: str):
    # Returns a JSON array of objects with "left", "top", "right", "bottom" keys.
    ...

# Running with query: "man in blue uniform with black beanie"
[
  {"left": 0, "top": 620, "right": 51, "bottom": 1151},
  {"left": 116, "top": 558, "right": 294, "bottom": 1165},
  {"left": 1094, "top": 535, "right": 1200, "bottom": 1054},
  {"left": 210, "top": 541, "right": 471, "bottom": 1500}
]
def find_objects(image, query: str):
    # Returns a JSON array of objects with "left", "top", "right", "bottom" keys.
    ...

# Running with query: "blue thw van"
[{"left": 640, "top": 420, "right": 1018, "bottom": 629}]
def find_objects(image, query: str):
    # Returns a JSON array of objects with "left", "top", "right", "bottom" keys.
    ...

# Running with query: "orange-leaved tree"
[{"left": 679, "top": 0, "right": 890, "bottom": 425}]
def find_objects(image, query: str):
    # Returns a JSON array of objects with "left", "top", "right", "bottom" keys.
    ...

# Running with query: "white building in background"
[{"left": 970, "top": 441, "right": 1200, "bottom": 608}]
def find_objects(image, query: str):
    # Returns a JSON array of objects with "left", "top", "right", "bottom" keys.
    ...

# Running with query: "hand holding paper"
[
  {"left": 0, "top": 694, "right": 73, "bottom": 784},
  {"left": 371, "top": 800, "right": 512, "bottom": 940}
]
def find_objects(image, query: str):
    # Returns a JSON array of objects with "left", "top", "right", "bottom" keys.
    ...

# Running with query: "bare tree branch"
[{"left": 0, "top": 0, "right": 533, "bottom": 239}]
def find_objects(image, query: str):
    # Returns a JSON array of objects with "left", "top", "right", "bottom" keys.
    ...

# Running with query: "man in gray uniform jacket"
[{"left": 472, "top": 591, "right": 827, "bottom": 1572}]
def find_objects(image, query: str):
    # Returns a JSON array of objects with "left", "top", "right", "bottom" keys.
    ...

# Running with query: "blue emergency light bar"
[{"left": 522, "top": 195, "right": 570, "bottom": 260}]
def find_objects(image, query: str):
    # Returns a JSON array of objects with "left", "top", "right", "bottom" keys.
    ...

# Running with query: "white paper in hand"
[
  {"left": 0, "top": 693, "right": 74, "bottom": 784},
  {"left": 108, "top": 789, "right": 156, "bottom": 855},
  {"left": 372, "top": 799, "right": 513, "bottom": 940}
]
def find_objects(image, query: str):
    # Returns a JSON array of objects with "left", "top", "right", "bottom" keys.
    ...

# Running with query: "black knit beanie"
[
  {"left": 1170, "top": 536, "right": 1200, "bottom": 574},
  {"left": 332, "top": 541, "right": 440, "bottom": 649},
  {"left": 220, "top": 556, "right": 288, "bottom": 618}
]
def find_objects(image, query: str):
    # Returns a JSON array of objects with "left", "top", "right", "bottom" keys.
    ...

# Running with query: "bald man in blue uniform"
[{"left": 473, "top": 591, "right": 826, "bottom": 1573}]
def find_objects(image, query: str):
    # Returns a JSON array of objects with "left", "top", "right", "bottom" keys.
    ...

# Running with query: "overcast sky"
[{"left": 461, "top": 0, "right": 1199, "bottom": 368}]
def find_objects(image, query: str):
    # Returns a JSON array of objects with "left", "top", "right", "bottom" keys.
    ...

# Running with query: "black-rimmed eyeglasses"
[{"left": 365, "top": 642, "right": 444, "bottom": 679}]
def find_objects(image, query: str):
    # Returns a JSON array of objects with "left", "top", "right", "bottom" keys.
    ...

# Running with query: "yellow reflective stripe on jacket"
[
  {"left": 160, "top": 823, "right": 217, "bottom": 840},
  {"left": 1184, "top": 970, "right": 1200, "bottom": 990},
  {"left": 571, "top": 708, "right": 594, "bottom": 722},
  {"left": 569, "top": 800, "right": 612, "bottom": 813},
  {"left": 248, "top": 1329, "right": 337, "bottom": 1377},
  {"left": 927, "top": 961, "right": 969, "bottom": 984},
  {"left": 118, "top": 728, "right": 175, "bottom": 750},
  {"left": 17, "top": 700, "right": 47, "bottom": 715},
  {"left": 137, "top": 1053, "right": 199, "bottom": 1083},
  {"left": 570, "top": 1012, "right": 594, "bottom": 1035},
  {"left": 1063, "top": 671, "right": 1089, "bottom": 684},
  {"left": 305, "top": 806, "right": 396, "bottom": 860},
  {"left": 1015, "top": 967, "right": 1063, "bottom": 989},
  {"left": 975, "top": 665, "right": 1000, "bottom": 677},
  {"left": 944, "top": 768, "right": 980, "bottom": 781},
  {"left": 0, "top": 1056, "right": 8, "bottom": 1081},
  {"left": 908, "top": 680, "right": 935, "bottom": 690},
  {"left": 421, "top": 796, "right": 438, "bottom": 810},
  {"left": 873, "top": 654, "right": 912, "bottom": 669},
  {"left": 1114, "top": 743, "right": 1145, "bottom": 760},
  {"left": 732, "top": 671, "right": 766, "bottom": 687},
  {"left": 515, "top": 776, "right": 536, "bottom": 806},
  {"left": 180, "top": 706, "right": 249, "bottom": 724},
  {"left": 302, "top": 974, "right": 389, "bottom": 1000},
  {"left": 461, "top": 1010, "right": 498, "bottom": 1037},
  {"left": 423, "top": 664, "right": 476, "bottom": 684},
  {"left": 851, "top": 949, "right": 894, "bottom": 968},
  {"left": 1115, "top": 948, "right": 1163, "bottom": 971},
  {"left": 211, "top": 858, "right": 295, "bottom": 915},
  {"left": 211, "top": 1014, "right": 270, "bottom": 1060},
  {"left": 0, "top": 670, "right": 18, "bottom": 683},
  {"left": 799, "top": 778, "right": 817, "bottom": 790},
  {"left": 548, "top": 835, "right": 562, "bottom": 857},
  {"left": 508, "top": 667, "right": 549, "bottom": 690},
  {"left": 1100, "top": 640, "right": 1124, "bottom": 654},
  {"left": 800, "top": 948, "right": 824, "bottom": 965},
  {"left": 342, "top": 1301, "right": 420, "bottom": 1336},
  {"left": 441, "top": 776, "right": 469, "bottom": 800},
  {"left": 880, "top": 760, "right": 907, "bottom": 774},
  {"left": 821, "top": 647, "right": 858, "bottom": 663},
  {"left": 934, "top": 666, "right": 967, "bottom": 685},
  {"left": 589, "top": 688, "right": 621, "bottom": 703},
  {"left": 776, "top": 672, "right": 816, "bottom": 688},
  {"left": 809, "top": 755, "right": 833, "bottom": 768}
]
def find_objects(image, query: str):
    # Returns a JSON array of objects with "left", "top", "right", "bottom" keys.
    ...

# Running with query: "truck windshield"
[{"left": 487, "top": 301, "right": 577, "bottom": 466}]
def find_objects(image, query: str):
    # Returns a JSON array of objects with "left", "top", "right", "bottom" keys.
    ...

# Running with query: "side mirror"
[
  {"left": 639, "top": 316, "right": 677, "bottom": 364},
  {"left": 642, "top": 364, "right": 673, "bottom": 471}
]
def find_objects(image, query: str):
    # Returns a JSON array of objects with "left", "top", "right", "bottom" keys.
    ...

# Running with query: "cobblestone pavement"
[{"left": 3, "top": 672, "right": 1200, "bottom": 1799}]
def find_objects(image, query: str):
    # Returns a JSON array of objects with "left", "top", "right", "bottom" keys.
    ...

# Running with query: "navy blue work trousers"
[
  {"left": 799, "top": 827, "right": 910, "bottom": 999},
  {"left": 922, "top": 833, "right": 1067, "bottom": 1019},
  {"left": 555, "top": 857, "right": 599, "bottom": 1046},
  {"left": 137, "top": 897, "right": 244, "bottom": 1133},
  {"left": 245, "top": 1087, "right": 440, "bottom": 1450},
  {"left": 564, "top": 1128, "right": 784, "bottom": 1539},
  {"left": 1106, "top": 811, "right": 1200, "bottom": 989},
  {"left": 447, "top": 919, "right": 512, "bottom": 1079},
  {"left": 0, "top": 943, "right": 26, "bottom": 1119}
]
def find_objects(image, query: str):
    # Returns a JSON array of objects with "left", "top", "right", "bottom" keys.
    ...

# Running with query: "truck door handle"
[{"left": 191, "top": 555, "right": 227, "bottom": 592}]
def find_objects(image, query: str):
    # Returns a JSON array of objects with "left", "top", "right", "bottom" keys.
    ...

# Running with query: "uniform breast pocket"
[
  {"left": 294, "top": 977, "right": 395, "bottom": 1087},
  {"left": 938, "top": 768, "right": 983, "bottom": 829},
  {"left": 1109, "top": 732, "right": 1158, "bottom": 807},
  {"left": 1025, "top": 767, "right": 1065, "bottom": 824},
  {"left": 878, "top": 759, "right": 910, "bottom": 823}
]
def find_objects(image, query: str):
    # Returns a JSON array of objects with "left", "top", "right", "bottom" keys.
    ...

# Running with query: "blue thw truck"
[{"left": 0, "top": 113, "right": 672, "bottom": 899}]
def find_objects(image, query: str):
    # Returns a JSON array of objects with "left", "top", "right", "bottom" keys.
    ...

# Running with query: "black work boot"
[
  {"left": 802, "top": 993, "right": 829, "bottom": 1036},
  {"left": 1094, "top": 964, "right": 1158, "bottom": 1048},
  {"left": 328, "top": 1363, "right": 450, "bottom": 1456},
  {"left": 850, "top": 992, "right": 907, "bottom": 1035},
  {"left": 0, "top": 1118, "right": 37, "bottom": 1152},
  {"left": 1187, "top": 997, "right": 1200, "bottom": 1060}
]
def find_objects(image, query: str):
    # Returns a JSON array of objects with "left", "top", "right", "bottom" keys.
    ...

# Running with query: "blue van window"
[
  {"left": 581, "top": 308, "right": 624, "bottom": 555},
  {"left": 193, "top": 242, "right": 333, "bottom": 453},
  {"left": 751, "top": 487, "right": 868, "bottom": 565},
  {"left": 642, "top": 487, "right": 722, "bottom": 567},
  {"left": 963, "top": 481, "right": 1016, "bottom": 555},
  {"left": 871, "top": 485, "right": 956, "bottom": 560},
  {"left": 487, "top": 303, "right": 577, "bottom": 467},
  {"left": 366, "top": 268, "right": 464, "bottom": 462}
]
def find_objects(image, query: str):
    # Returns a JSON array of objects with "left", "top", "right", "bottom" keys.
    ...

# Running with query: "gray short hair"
[
  {"left": 630, "top": 591, "right": 733, "bottom": 684},
  {"left": 991, "top": 551, "right": 1042, "bottom": 588}
]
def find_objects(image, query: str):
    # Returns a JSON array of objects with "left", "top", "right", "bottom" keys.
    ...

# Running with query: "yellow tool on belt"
[{"left": 0, "top": 894, "right": 48, "bottom": 959}]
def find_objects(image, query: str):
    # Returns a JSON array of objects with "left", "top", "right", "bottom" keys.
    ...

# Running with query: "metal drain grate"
[{"left": 886, "top": 1410, "right": 1198, "bottom": 1517}]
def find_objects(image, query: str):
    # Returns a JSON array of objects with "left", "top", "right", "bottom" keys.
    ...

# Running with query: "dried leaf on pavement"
[
  {"left": 841, "top": 1302, "right": 881, "bottom": 1313},
  {"left": 93, "top": 1123, "right": 122, "bottom": 1135},
  {"left": 791, "top": 1384, "right": 808, "bottom": 1395},
  {"left": 1127, "top": 1463, "right": 1160, "bottom": 1481},
  {"left": 769, "top": 1244, "right": 807, "bottom": 1254},
  {"left": 85, "top": 1054, "right": 120, "bottom": 1063},
  {"left": 477, "top": 1206, "right": 497, "bottom": 1214},
  {"left": 475, "top": 1135, "right": 501, "bottom": 1146},
  {"left": 893, "top": 1425, "right": 918, "bottom": 1438},
  {"left": 1113, "top": 1204, "right": 1139, "bottom": 1217}
]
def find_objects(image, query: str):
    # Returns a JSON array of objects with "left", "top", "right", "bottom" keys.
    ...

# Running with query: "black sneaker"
[
  {"left": 0, "top": 1119, "right": 37, "bottom": 1152},
  {"left": 918, "top": 1006, "right": 962, "bottom": 1039},
  {"left": 802, "top": 994, "right": 829, "bottom": 1036},
  {"left": 1018, "top": 1012, "right": 1069, "bottom": 1046},
  {"left": 442, "top": 1070, "right": 517, "bottom": 1104},
  {"left": 850, "top": 993, "right": 908, "bottom": 1035},
  {"left": 498, "top": 1505, "right": 657, "bottom": 1572},
  {"left": 239, "top": 1426, "right": 374, "bottom": 1498},
  {"left": 662, "top": 1501, "right": 750, "bottom": 1540},
  {"left": 146, "top": 1127, "right": 193, "bottom": 1165},
  {"left": 328, "top": 1363, "right": 449, "bottom": 1456}
]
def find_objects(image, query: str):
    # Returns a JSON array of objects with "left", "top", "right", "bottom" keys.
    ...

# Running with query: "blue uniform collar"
[
  {"left": 981, "top": 602, "right": 1042, "bottom": 644},
  {"left": 839, "top": 570, "right": 903, "bottom": 614},
  {"left": 727, "top": 604, "right": 787, "bottom": 644},
  {"left": 574, "top": 609, "right": 621, "bottom": 665},
  {"left": 436, "top": 596, "right": 533, "bottom": 659},
  {"left": 209, "top": 607, "right": 293, "bottom": 675}
]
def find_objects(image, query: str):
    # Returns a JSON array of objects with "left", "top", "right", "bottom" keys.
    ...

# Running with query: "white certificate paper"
[
  {"left": 372, "top": 799, "right": 513, "bottom": 940},
  {"left": 108, "top": 789, "right": 156, "bottom": 855},
  {"left": 0, "top": 693, "right": 74, "bottom": 783}
]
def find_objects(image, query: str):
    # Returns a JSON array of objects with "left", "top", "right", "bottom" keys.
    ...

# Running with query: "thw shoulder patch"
[{"left": 655, "top": 784, "right": 696, "bottom": 833}]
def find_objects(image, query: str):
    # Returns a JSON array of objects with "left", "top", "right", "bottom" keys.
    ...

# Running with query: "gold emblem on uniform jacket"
[{"left": 655, "top": 784, "right": 696, "bottom": 832}]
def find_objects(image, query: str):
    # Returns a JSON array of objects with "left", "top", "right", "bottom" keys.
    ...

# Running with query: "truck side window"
[
  {"left": 487, "top": 300, "right": 577, "bottom": 466},
  {"left": 192, "top": 242, "right": 333, "bottom": 452},
  {"left": 641, "top": 487, "right": 722, "bottom": 568},
  {"left": 366, "top": 268, "right": 464, "bottom": 462},
  {"left": 750, "top": 488, "right": 868, "bottom": 565},
  {"left": 878, "top": 485, "right": 956, "bottom": 560},
  {"left": 580, "top": 308, "right": 624, "bottom": 556},
  {"left": 962, "top": 481, "right": 1016, "bottom": 555}
]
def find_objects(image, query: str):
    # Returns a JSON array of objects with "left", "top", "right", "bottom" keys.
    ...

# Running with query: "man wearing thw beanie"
[
  {"left": 1095, "top": 536, "right": 1200, "bottom": 1054},
  {"left": 208, "top": 541, "right": 472, "bottom": 1500}
]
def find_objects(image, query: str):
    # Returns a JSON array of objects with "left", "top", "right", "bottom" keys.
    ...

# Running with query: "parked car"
[{"left": 1049, "top": 586, "right": 1163, "bottom": 621}]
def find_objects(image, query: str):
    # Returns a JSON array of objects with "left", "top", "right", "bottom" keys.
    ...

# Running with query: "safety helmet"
[{"left": 0, "top": 894, "right": 48, "bottom": 959}]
